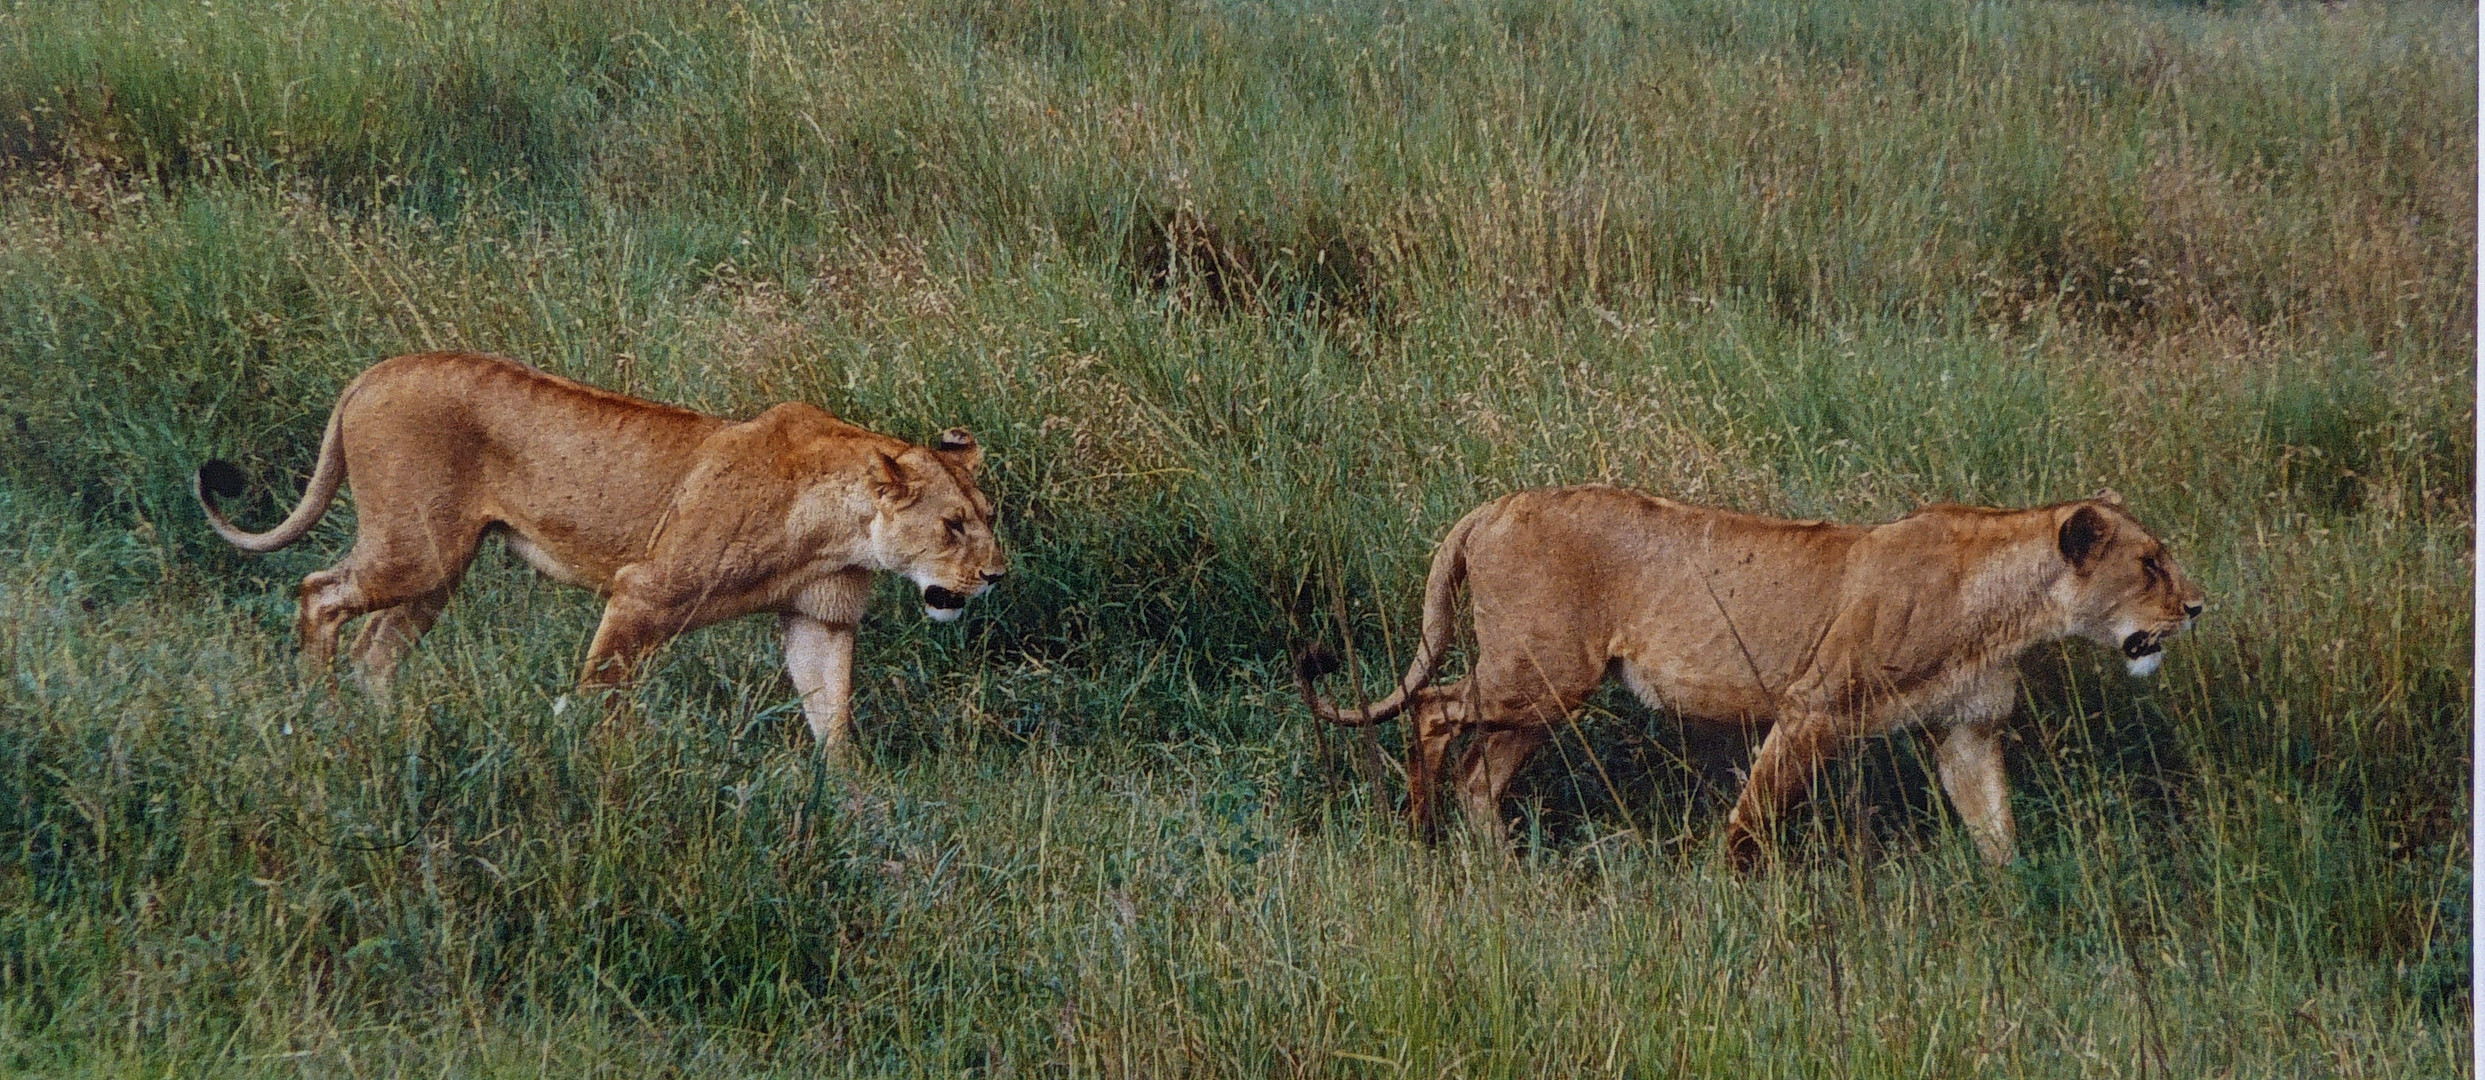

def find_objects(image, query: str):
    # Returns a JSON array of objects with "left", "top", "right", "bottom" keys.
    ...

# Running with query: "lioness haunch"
[
  {"left": 1296, "top": 485, "right": 2205, "bottom": 866},
  {"left": 197, "top": 352, "right": 1007, "bottom": 756}
]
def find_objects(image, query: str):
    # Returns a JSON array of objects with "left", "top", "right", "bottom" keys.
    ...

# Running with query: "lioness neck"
[{"left": 1948, "top": 513, "right": 2081, "bottom": 665}]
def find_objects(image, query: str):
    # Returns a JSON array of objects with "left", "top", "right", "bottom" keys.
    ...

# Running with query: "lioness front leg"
[
  {"left": 1934, "top": 720, "right": 2015, "bottom": 866},
  {"left": 579, "top": 589, "right": 700, "bottom": 694},
  {"left": 782, "top": 614, "right": 859, "bottom": 758},
  {"left": 1723, "top": 713, "right": 1844, "bottom": 868}
]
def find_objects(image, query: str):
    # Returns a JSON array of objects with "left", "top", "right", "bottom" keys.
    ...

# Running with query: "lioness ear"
[
  {"left": 870, "top": 450, "right": 922, "bottom": 507},
  {"left": 2057, "top": 505, "right": 2115, "bottom": 572},
  {"left": 2091, "top": 487, "right": 2126, "bottom": 508},
  {"left": 933, "top": 427, "right": 983, "bottom": 476}
]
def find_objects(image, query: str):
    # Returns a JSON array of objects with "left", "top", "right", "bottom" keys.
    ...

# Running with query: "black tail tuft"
[
  {"left": 197, "top": 459, "right": 248, "bottom": 500},
  {"left": 1294, "top": 641, "right": 1342, "bottom": 683}
]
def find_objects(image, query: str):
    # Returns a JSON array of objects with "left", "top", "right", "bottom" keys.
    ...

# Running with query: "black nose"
[
  {"left": 981, "top": 569, "right": 1007, "bottom": 583},
  {"left": 2183, "top": 602, "right": 2204, "bottom": 618}
]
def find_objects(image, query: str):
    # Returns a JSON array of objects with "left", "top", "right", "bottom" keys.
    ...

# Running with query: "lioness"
[
  {"left": 1297, "top": 485, "right": 2205, "bottom": 866},
  {"left": 196, "top": 351, "right": 1007, "bottom": 755}
]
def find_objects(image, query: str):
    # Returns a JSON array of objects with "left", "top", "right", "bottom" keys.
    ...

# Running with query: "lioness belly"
[
  {"left": 1617, "top": 660, "right": 1778, "bottom": 726},
  {"left": 502, "top": 530, "right": 604, "bottom": 590}
]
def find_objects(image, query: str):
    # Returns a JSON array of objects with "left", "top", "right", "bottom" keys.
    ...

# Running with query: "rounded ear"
[
  {"left": 933, "top": 427, "right": 983, "bottom": 476},
  {"left": 2090, "top": 487, "right": 2126, "bottom": 508},
  {"left": 870, "top": 450, "right": 923, "bottom": 507},
  {"left": 2057, "top": 504, "right": 2115, "bottom": 571}
]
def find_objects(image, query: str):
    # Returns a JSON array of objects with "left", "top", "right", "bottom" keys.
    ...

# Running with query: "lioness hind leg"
[
  {"left": 1450, "top": 648, "right": 1599, "bottom": 841},
  {"left": 1449, "top": 726, "right": 1551, "bottom": 839},
  {"left": 348, "top": 584, "right": 457, "bottom": 696},
  {"left": 297, "top": 532, "right": 478, "bottom": 686},
  {"left": 297, "top": 566, "right": 363, "bottom": 675},
  {"left": 1403, "top": 685, "right": 1471, "bottom": 837}
]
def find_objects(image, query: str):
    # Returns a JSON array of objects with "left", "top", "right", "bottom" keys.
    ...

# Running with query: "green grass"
[{"left": 0, "top": 0, "right": 2471, "bottom": 1074}]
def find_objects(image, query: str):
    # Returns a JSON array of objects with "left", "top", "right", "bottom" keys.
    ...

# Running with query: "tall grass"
[{"left": 0, "top": 0, "right": 2471, "bottom": 1074}]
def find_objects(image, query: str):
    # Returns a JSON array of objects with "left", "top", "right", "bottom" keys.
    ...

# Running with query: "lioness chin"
[
  {"left": 1297, "top": 485, "right": 2205, "bottom": 867},
  {"left": 197, "top": 352, "right": 1007, "bottom": 756}
]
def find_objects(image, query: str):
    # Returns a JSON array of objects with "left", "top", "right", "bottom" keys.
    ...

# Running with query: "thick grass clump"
[{"left": 0, "top": 0, "right": 2470, "bottom": 1074}]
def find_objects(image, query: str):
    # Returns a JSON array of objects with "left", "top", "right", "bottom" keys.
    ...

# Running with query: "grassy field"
[{"left": 0, "top": 0, "right": 2473, "bottom": 1074}]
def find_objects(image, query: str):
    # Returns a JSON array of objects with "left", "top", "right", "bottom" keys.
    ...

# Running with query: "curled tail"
[
  {"left": 1294, "top": 505, "right": 1488, "bottom": 726},
  {"left": 195, "top": 383, "right": 355, "bottom": 553}
]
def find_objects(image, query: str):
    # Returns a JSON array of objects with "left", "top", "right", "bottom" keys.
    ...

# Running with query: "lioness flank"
[
  {"left": 196, "top": 351, "right": 1007, "bottom": 756},
  {"left": 1296, "top": 485, "right": 2205, "bottom": 866}
]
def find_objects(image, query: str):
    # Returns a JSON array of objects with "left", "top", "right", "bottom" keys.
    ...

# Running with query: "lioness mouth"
[
  {"left": 923, "top": 585, "right": 969, "bottom": 611},
  {"left": 2121, "top": 631, "right": 2163, "bottom": 660}
]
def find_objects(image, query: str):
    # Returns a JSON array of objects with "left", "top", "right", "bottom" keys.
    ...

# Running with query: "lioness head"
[
  {"left": 867, "top": 429, "right": 1007, "bottom": 622},
  {"left": 2054, "top": 492, "right": 2207, "bottom": 677}
]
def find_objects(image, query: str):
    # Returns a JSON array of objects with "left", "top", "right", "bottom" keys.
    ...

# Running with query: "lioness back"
[
  {"left": 1462, "top": 485, "right": 1867, "bottom": 721},
  {"left": 337, "top": 353, "right": 731, "bottom": 588}
]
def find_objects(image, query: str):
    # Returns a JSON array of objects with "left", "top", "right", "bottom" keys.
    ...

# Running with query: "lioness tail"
[
  {"left": 1294, "top": 504, "right": 1486, "bottom": 726},
  {"left": 195, "top": 383, "right": 355, "bottom": 553}
]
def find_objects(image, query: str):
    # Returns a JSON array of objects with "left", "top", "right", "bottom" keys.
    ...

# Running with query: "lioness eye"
[
  {"left": 944, "top": 518, "right": 964, "bottom": 538},
  {"left": 2141, "top": 556, "right": 2162, "bottom": 578}
]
